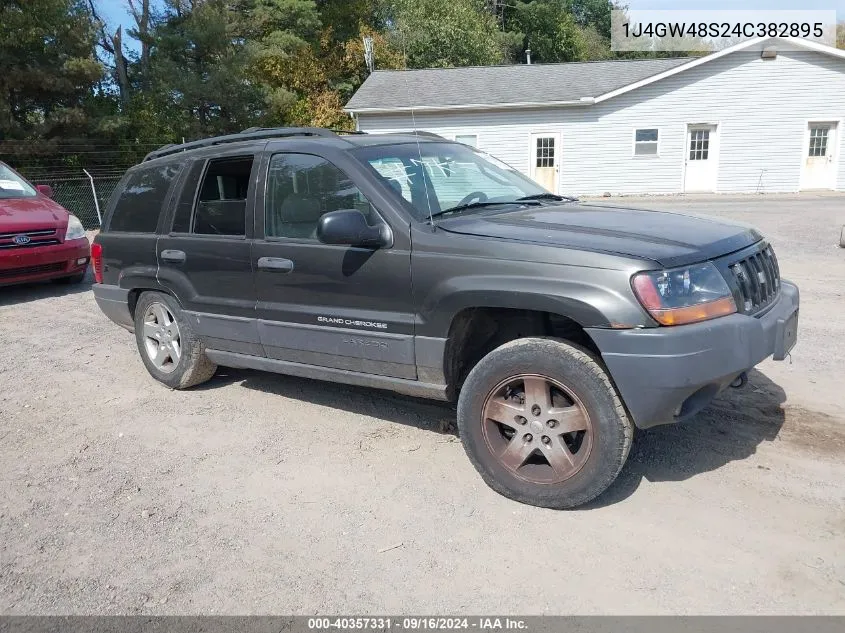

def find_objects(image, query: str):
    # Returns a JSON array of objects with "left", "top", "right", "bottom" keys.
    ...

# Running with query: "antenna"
[
  {"left": 399, "top": 30, "right": 434, "bottom": 228},
  {"left": 363, "top": 36, "right": 375, "bottom": 74}
]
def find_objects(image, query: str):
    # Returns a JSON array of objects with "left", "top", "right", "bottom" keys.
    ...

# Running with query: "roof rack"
[
  {"left": 385, "top": 131, "right": 446, "bottom": 140},
  {"left": 142, "top": 127, "right": 338, "bottom": 162}
]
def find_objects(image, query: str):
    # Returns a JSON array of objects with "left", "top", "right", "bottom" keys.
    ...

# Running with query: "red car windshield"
[{"left": 0, "top": 164, "right": 37, "bottom": 200}]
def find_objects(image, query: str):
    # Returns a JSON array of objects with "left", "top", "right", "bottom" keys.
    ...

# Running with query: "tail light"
[{"left": 91, "top": 242, "right": 103, "bottom": 283}]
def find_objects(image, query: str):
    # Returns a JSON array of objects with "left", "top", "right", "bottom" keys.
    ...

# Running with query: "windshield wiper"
[
  {"left": 430, "top": 199, "right": 539, "bottom": 219},
  {"left": 516, "top": 193, "right": 579, "bottom": 202}
]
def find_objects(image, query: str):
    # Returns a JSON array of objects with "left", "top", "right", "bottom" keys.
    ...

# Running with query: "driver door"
[{"left": 252, "top": 151, "right": 416, "bottom": 379}]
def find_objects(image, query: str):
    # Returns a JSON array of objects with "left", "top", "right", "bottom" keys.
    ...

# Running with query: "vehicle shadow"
[
  {"left": 203, "top": 367, "right": 458, "bottom": 434},
  {"left": 585, "top": 368, "right": 786, "bottom": 508},
  {"left": 0, "top": 269, "right": 93, "bottom": 307},
  {"left": 206, "top": 366, "right": 786, "bottom": 508}
]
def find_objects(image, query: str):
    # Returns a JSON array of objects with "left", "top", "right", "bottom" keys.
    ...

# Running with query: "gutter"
[{"left": 344, "top": 96, "right": 596, "bottom": 115}]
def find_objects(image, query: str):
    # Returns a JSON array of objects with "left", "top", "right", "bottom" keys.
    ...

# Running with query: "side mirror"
[
  {"left": 317, "top": 209, "right": 392, "bottom": 248},
  {"left": 36, "top": 184, "right": 53, "bottom": 198}
]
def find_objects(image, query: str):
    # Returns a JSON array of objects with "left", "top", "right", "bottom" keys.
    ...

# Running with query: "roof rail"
[
  {"left": 386, "top": 131, "right": 447, "bottom": 140},
  {"left": 142, "top": 127, "right": 338, "bottom": 162}
]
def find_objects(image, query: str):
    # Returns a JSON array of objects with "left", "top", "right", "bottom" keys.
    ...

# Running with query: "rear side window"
[
  {"left": 108, "top": 162, "right": 183, "bottom": 232},
  {"left": 192, "top": 156, "right": 254, "bottom": 236}
]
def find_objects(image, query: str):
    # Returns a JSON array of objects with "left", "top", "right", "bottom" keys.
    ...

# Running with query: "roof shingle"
[{"left": 345, "top": 57, "right": 694, "bottom": 112}]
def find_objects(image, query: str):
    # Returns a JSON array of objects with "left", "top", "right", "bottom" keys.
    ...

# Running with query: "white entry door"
[
  {"left": 800, "top": 122, "right": 838, "bottom": 190},
  {"left": 530, "top": 133, "right": 560, "bottom": 193},
  {"left": 683, "top": 124, "right": 719, "bottom": 192}
]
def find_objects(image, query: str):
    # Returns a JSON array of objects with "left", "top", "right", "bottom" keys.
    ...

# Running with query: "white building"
[{"left": 345, "top": 37, "right": 845, "bottom": 196}]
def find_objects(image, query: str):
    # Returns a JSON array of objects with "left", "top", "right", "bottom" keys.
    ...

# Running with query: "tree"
[
  {"left": 144, "top": 0, "right": 268, "bottom": 137},
  {"left": 0, "top": 0, "right": 102, "bottom": 139},
  {"left": 837, "top": 21, "right": 844, "bottom": 50},
  {"left": 511, "top": 0, "right": 583, "bottom": 63},
  {"left": 386, "top": 0, "right": 508, "bottom": 68}
]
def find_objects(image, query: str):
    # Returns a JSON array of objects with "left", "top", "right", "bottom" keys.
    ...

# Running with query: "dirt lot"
[{"left": 1, "top": 194, "right": 844, "bottom": 615}]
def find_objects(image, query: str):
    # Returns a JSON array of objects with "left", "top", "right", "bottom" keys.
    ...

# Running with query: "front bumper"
[
  {"left": 0, "top": 237, "right": 90, "bottom": 286},
  {"left": 586, "top": 280, "right": 799, "bottom": 429}
]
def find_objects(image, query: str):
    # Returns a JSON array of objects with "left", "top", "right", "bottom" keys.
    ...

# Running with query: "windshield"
[
  {"left": 352, "top": 142, "right": 549, "bottom": 221},
  {"left": 0, "top": 163, "right": 37, "bottom": 199}
]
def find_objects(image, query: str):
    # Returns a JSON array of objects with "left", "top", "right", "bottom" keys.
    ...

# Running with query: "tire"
[
  {"left": 54, "top": 270, "right": 87, "bottom": 284},
  {"left": 133, "top": 291, "right": 217, "bottom": 389},
  {"left": 457, "top": 337, "right": 633, "bottom": 509}
]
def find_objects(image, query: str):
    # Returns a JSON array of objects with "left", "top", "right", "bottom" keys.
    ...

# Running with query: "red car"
[{"left": 0, "top": 162, "right": 90, "bottom": 286}]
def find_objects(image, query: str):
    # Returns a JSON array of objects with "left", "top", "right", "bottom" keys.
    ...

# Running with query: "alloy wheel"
[
  {"left": 481, "top": 374, "right": 593, "bottom": 484},
  {"left": 142, "top": 302, "right": 182, "bottom": 374}
]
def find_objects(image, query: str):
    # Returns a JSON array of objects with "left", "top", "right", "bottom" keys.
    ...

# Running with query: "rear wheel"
[
  {"left": 457, "top": 337, "right": 632, "bottom": 509},
  {"left": 133, "top": 291, "right": 217, "bottom": 389}
]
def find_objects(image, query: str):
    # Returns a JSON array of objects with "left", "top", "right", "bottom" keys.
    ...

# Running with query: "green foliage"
[
  {"left": 0, "top": 0, "right": 102, "bottom": 139},
  {"left": 387, "top": 0, "right": 508, "bottom": 68},
  {"left": 511, "top": 0, "right": 583, "bottom": 63},
  {"left": 0, "top": 0, "right": 643, "bottom": 163}
]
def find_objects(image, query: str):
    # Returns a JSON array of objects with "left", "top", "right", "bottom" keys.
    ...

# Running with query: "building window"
[
  {"left": 455, "top": 134, "right": 478, "bottom": 148},
  {"left": 809, "top": 126, "right": 829, "bottom": 157},
  {"left": 689, "top": 129, "right": 710, "bottom": 161},
  {"left": 634, "top": 128, "right": 658, "bottom": 156},
  {"left": 536, "top": 137, "right": 555, "bottom": 168}
]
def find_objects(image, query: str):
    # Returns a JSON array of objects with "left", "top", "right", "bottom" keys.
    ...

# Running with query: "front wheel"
[
  {"left": 133, "top": 291, "right": 217, "bottom": 389},
  {"left": 457, "top": 337, "right": 632, "bottom": 509}
]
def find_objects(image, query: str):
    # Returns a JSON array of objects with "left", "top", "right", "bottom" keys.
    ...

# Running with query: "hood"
[
  {"left": 435, "top": 202, "right": 762, "bottom": 268},
  {"left": 0, "top": 194, "right": 69, "bottom": 233}
]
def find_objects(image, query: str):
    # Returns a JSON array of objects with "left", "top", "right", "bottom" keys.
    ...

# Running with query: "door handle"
[
  {"left": 257, "top": 256, "right": 294, "bottom": 273},
  {"left": 161, "top": 249, "right": 186, "bottom": 263}
]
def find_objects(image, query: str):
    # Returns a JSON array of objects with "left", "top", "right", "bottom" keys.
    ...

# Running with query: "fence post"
[{"left": 83, "top": 169, "right": 102, "bottom": 226}]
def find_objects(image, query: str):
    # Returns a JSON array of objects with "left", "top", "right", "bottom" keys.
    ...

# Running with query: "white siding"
[{"left": 356, "top": 51, "right": 845, "bottom": 195}]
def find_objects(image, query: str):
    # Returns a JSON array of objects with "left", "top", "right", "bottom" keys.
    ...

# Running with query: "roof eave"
[{"left": 344, "top": 97, "right": 596, "bottom": 115}]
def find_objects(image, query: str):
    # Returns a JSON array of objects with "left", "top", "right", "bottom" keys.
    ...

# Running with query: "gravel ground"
[{"left": 1, "top": 195, "right": 844, "bottom": 615}]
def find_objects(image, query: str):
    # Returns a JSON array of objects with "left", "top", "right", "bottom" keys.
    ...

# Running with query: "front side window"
[
  {"left": 109, "top": 161, "right": 184, "bottom": 233},
  {"left": 634, "top": 128, "right": 659, "bottom": 156},
  {"left": 192, "top": 156, "right": 253, "bottom": 236},
  {"left": 354, "top": 142, "right": 547, "bottom": 221},
  {"left": 265, "top": 153, "right": 377, "bottom": 240},
  {"left": 0, "top": 163, "right": 37, "bottom": 199}
]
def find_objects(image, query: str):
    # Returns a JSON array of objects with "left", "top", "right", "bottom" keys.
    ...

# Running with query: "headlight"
[
  {"left": 65, "top": 215, "right": 86, "bottom": 240},
  {"left": 631, "top": 262, "right": 736, "bottom": 326}
]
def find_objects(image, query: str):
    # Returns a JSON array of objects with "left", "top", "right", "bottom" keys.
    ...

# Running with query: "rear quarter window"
[{"left": 107, "top": 161, "right": 184, "bottom": 232}]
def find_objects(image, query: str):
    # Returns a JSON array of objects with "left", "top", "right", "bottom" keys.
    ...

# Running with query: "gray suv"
[{"left": 92, "top": 127, "right": 799, "bottom": 508}]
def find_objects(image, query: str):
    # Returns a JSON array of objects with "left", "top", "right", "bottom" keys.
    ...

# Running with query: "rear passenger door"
[
  {"left": 156, "top": 152, "right": 260, "bottom": 355},
  {"left": 252, "top": 150, "right": 415, "bottom": 379},
  {"left": 99, "top": 160, "right": 184, "bottom": 288}
]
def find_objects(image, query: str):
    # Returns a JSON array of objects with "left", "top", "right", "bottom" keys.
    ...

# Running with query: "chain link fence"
[
  {"left": 18, "top": 172, "right": 123, "bottom": 230},
  {"left": 48, "top": 175, "right": 121, "bottom": 229}
]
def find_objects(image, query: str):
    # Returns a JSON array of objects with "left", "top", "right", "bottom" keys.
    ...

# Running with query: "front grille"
[
  {"left": 0, "top": 262, "right": 65, "bottom": 279},
  {"left": 0, "top": 239, "right": 61, "bottom": 250},
  {"left": 729, "top": 245, "right": 780, "bottom": 314},
  {"left": 0, "top": 228, "right": 59, "bottom": 250}
]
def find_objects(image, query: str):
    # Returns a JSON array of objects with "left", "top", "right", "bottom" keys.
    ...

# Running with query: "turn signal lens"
[{"left": 632, "top": 262, "right": 737, "bottom": 326}]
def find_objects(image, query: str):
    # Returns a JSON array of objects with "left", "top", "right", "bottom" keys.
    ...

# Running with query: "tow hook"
[{"left": 730, "top": 372, "right": 748, "bottom": 389}]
